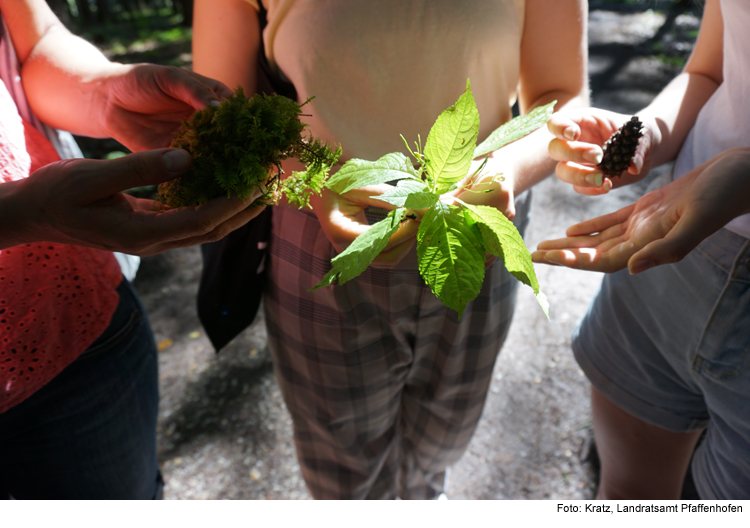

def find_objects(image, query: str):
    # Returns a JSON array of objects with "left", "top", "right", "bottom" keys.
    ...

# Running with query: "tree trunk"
[
  {"left": 46, "top": 0, "right": 72, "bottom": 26},
  {"left": 75, "top": 0, "right": 93, "bottom": 26},
  {"left": 174, "top": 0, "right": 193, "bottom": 26},
  {"left": 95, "top": 0, "right": 110, "bottom": 24}
]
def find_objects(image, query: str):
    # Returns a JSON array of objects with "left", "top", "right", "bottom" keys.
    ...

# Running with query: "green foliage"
[
  {"left": 424, "top": 81, "right": 480, "bottom": 194},
  {"left": 311, "top": 80, "right": 551, "bottom": 319},
  {"left": 474, "top": 101, "right": 556, "bottom": 158},
  {"left": 311, "top": 208, "right": 408, "bottom": 290},
  {"left": 157, "top": 87, "right": 340, "bottom": 209},
  {"left": 326, "top": 152, "right": 420, "bottom": 195},
  {"left": 417, "top": 202, "right": 486, "bottom": 318}
]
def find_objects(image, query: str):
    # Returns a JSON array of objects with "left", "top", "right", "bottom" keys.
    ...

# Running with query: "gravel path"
[{"left": 132, "top": 5, "right": 701, "bottom": 499}]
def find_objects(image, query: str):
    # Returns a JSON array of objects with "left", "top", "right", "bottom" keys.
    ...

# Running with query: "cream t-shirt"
[{"left": 245, "top": 0, "right": 524, "bottom": 162}]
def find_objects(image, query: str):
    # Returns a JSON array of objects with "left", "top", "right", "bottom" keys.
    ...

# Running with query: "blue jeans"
[{"left": 0, "top": 279, "right": 163, "bottom": 499}]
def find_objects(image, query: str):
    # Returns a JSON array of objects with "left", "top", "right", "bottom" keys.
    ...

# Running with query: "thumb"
[{"left": 80, "top": 148, "right": 191, "bottom": 199}]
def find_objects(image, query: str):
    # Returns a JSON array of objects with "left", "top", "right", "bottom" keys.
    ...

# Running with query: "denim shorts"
[
  {"left": 572, "top": 227, "right": 750, "bottom": 500},
  {"left": 0, "top": 279, "right": 162, "bottom": 499}
]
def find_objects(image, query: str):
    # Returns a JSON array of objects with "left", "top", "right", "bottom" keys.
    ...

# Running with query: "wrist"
[
  {"left": 0, "top": 179, "right": 38, "bottom": 250},
  {"left": 92, "top": 62, "right": 134, "bottom": 138}
]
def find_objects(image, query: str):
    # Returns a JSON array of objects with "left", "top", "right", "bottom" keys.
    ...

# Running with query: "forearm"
[
  {"left": 487, "top": 0, "right": 589, "bottom": 196},
  {"left": 22, "top": 30, "right": 128, "bottom": 137},
  {"left": 699, "top": 147, "right": 750, "bottom": 220},
  {"left": 638, "top": 71, "right": 720, "bottom": 168},
  {"left": 1, "top": 0, "right": 126, "bottom": 137},
  {"left": 639, "top": 0, "right": 723, "bottom": 168},
  {"left": 192, "top": 0, "right": 261, "bottom": 94}
]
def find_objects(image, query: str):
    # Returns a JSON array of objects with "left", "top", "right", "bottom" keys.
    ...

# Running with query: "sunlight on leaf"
[
  {"left": 326, "top": 152, "right": 419, "bottom": 195},
  {"left": 474, "top": 101, "right": 556, "bottom": 158},
  {"left": 425, "top": 79, "right": 480, "bottom": 194}
]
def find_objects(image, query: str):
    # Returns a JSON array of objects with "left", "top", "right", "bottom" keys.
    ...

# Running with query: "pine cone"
[{"left": 597, "top": 116, "right": 643, "bottom": 178}]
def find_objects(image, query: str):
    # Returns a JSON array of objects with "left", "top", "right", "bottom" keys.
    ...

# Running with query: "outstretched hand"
[
  {"left": 98, "top": 64, "right": 233, "bottom": 152},
  {"left": 4, "top": 148, "right": 266, "bottom": 256},
  {"left": 311, "top": 184, "right": 420, "bottom": 269},
  {"left": 547, "top": 108, "right": 659, "bottom": 195},
  {"left": 532, "top": 148, "right": 750, "bottom": 274}
]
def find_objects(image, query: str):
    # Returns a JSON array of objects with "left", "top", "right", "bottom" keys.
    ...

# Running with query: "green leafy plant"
[
  {"left": 157, "top": 86, "right": 341, "bottom": 209},
  {"left": 312, "top": 80, "right": 553, "bottom": 319}
]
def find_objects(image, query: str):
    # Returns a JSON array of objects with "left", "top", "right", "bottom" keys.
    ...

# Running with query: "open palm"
[{"left": 532, "top": 149, "right": 750, "bottom": 274}]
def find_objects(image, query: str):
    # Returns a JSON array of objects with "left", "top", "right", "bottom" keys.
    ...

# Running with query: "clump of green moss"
[{"left": 157, "top": 86, "right": 341, "bottom": 209}]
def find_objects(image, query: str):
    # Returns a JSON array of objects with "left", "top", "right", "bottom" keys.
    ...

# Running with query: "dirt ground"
[{"left": 129, "top": 4, "right": 702, "bottom": 499}]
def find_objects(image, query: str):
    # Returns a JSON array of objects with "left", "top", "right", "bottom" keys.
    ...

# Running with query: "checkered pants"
[{"left": 263, "top": 194, "right": 530, "bottom": 499}]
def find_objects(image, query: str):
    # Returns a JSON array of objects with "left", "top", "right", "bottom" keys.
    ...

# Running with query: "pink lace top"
[{"left": 0, "top": 76, "right": 122, "bottom": 414}]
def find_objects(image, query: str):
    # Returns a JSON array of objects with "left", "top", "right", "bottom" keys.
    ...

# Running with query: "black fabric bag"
[{"left": 197, "top": 6, "right": 297, "bottom": 351}]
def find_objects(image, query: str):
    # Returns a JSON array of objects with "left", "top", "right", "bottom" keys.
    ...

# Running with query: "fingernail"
[
  {"left": 633, "top": 154, "right": 644, "bottom": 174},
  {"left": 564, "top": 127, "right": 577, "bottom": 141},
  {"left": 630, "top": 260, "right": 654, "bottom": 275},
  {"left": 584, "top": 148, "right": 603, "bottom": 164},
  {"left": 209, "top": 100, "right": 221, "bottom": 107},
  {"left": 163, "top": 149, "right": 191, "bottom": 173},
  {"left": 585, "top": 172, "right": 603, "bottom": 187},
  {"left": 250, "top": 188, "right": 263, "bottom": 202}
]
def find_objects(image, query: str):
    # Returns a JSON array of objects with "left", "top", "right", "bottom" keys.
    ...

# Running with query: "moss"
[{"left": 157, "top": 86, "right": 340, "bottom": 209}]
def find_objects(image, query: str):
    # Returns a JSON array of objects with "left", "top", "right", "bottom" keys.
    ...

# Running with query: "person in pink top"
[{"left": 0, "top": 0, "right": 265, "bottom": 498}]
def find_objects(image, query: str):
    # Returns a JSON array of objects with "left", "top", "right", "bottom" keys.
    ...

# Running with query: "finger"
[
  {"left": 79, "top": 149, "right": 192, "bottom": 199},
  {"left": 627, "top": 213, "right": 711, "bottom": 274},
  {"left": 531, "top": 247, "right": 626, "bottom": 273},
  {"left": 347, "top": 185, "right": 401, "bottom": 210},
  {"left": 370, "top": 237, "right": 417, "bottom": 269},
  {"left": 142, "top": 204, "right": 269, "bottom": 255},
  {"left": 565, "top": 203, "right": 636, "bottom": 236},
  {"left": 122, "top": 187, "right": 265, "bottom": 249},
  {"left": 547, "top": 113, "right": 582, "bottom": 141},
  {"left": 571, "top": 181, "right": 612, "bottom": 196},
  {"left": 156, "top": 67, "right": 232, "bottom": 110},
  {"left": 182, "top": 70, "right": 234, "bottom": 102},
  {"left": 555, "top": 161, "right": 607, "bottom": 190},
  {"left": 549, "top": 138, "right": 603, "bottom": 166},
  {"left": 536, "top": 224, "right": 627, "bottom": 252},
  {"left": 382, "top": 218, "right": 419, "bottom": 252}
]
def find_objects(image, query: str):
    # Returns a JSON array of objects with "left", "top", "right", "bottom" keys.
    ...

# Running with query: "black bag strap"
[{"left": 197, "top": 4, "right": 295, "bottom": 351}]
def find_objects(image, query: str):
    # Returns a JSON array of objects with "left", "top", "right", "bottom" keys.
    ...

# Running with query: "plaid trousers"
[{"left": 263, "top": 194, "right": 530, "bottom": 499}]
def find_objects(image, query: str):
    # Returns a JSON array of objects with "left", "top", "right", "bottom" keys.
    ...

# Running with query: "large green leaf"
[
  {"left": 425, "top": 80, "right": 480, "bottom": 194},
  {"left": 473, "top": 101, "right": 556, "bottom": 158},
  {"left": 326, "top": 152, "right": 419, "bottom": 195},
  {"left": 373, "top": 180, "right": 439, "bottom": 210},
  {"left": 311, "top": 208, "right": 407, "bottom": 290},
  {"left": 461, "top": 203, "right": 549, "bottom": 319},
  {"left": 417, "top": 202, "right": 486, "bottom": 318}
]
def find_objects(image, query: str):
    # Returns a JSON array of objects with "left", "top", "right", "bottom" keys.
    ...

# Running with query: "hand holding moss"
[{"left": 156, "top": 86, "right": 341, "bottom": 210}]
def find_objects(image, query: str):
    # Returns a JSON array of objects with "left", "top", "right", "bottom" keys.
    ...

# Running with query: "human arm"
[
  {"left": 546, "top": 0, "right": 724, "bottom": 195},
  {"left": 453, "top": 0, "right": 590, "bottom": 218},
  {"left": 531, "top": 147, "right": 750, "bottom": 274},
  {"left": 1, "top": 0, "right": 232, "bottom": 152},
  {"left": 0, "top": 149, "right": 267, "bottom": 255}
]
